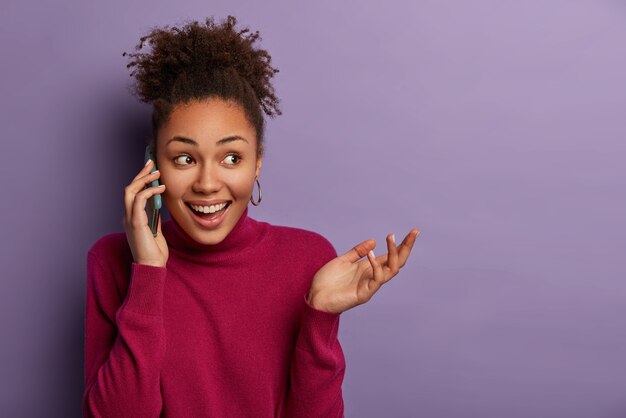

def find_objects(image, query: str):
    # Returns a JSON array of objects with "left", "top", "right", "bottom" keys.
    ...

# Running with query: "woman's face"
[{"left": 156, "top": 97, "right": 261, "bottom": 245}]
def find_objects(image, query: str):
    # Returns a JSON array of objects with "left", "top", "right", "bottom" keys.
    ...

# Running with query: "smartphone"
[{"left": 144, "top": 145, "right": 162, "bottom": 237}]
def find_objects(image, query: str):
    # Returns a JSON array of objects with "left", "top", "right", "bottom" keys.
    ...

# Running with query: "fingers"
[
  {"left": 354, "top": 228, "right": 420, "bottom": 305},
  {"left": 129, "top": 184, "right": 166, "bottom": 228},
  {"left": 359, "top": 228, "right": 420, "bottom": 270},
  {"left": 341, "top": 239, "right": 376, "bottom": 263},
  {"left": 341, "top": 227, "right": 420, "bottom": 268},
  {"left": 368, "top": 233, "right": 399, "bottom": 288},
  {"left": 133, "top": 158, "right": 155, "bottom": 181},
  {"left": 396, "top": 228, "right": 420, "bottom": 267},
  {"left": 123, "top": 162, "right": 165, "bottom": 227},
  {"left": 366, "top": 248, "right": 385, "bottom": 292},
  {"left": 386, "top": 233, "right": 399, "bottom": 276},
  {"left": 127, "top": 159, "right": 159, "bottom": 196},
  {"left": 125, "top": 167, "right": 162, "bottom": 212}
]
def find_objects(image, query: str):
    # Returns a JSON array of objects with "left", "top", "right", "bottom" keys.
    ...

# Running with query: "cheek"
[
  {"left": 226, "top": 173, "right": 253, "bottom": 195},
  {"left": 159, "top": 171, "right": 186, "bottom": 197}
]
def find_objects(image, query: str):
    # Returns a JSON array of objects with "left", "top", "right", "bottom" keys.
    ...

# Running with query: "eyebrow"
[{"left": 166, "top": 135, "right": 249, "bottom": 147}]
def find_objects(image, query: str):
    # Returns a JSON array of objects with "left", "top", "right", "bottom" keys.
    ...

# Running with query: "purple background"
[{"left": 2, "top": 1, "right": 626, "bottom": 417}]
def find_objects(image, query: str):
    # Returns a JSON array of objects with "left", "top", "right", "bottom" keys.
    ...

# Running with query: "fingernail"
[
  {"left": 391, "top": 234, "right": 395, "bottom": 244},
  {"left": 369, "top": 250, "right": 375, "bottom": 258},
  {"left": 145, "top": 158, "right": 152, "bottom": 167}
]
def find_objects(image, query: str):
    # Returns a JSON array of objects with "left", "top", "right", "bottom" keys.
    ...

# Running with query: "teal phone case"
[{"left": 144, "top": 146, "right": 162, "bottom": 237}]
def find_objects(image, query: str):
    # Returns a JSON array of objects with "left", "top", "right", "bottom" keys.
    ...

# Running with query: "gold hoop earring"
[{"left": 250, "top": 177, "right": 262, "bottom": 206}]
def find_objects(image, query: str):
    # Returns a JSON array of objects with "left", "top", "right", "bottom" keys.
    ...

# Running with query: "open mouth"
[{"left": 185, "top": 201, "right": 232, "bottom": 220}]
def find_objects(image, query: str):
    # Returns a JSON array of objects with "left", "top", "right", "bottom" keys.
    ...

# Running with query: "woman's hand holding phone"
[{"left": 122, "top": 159, "right": 169, "bottom": 267}]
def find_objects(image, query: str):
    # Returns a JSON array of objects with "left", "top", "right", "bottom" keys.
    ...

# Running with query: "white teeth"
[{"left": 189, "top": 202, "right": 228, "bottom": 214}]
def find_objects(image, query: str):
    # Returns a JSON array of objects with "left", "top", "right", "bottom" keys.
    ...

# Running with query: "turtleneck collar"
[{"left": 162, "top": 205, "right": 267, "bottom": 264}]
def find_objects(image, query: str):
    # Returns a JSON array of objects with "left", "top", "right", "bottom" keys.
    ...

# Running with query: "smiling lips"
[
  {"left": 186, "top": 200, "right": 231, "bottom": 228},
  {"left": 189, "top": 201, "right": 229, "bottom": 214}
]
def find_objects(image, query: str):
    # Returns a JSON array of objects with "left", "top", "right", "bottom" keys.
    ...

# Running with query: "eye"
[
  {"left": 174, "top": 154, "right": 194, "bottom": 166},
  {"left": 223, "top": 153, "right": 241, "bottom": 165}
]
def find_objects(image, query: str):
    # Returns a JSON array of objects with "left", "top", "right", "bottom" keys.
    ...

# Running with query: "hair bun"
[{"left": 122, "top": 15, "right": 281, "bottom": 118}]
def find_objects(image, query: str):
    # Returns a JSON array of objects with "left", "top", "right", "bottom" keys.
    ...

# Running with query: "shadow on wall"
[
  {"left": 52, "top": 277, "right": 85, "bottom": 417},
  {"left": 69, "top": 87, "right": 154, "bottom": 417}
]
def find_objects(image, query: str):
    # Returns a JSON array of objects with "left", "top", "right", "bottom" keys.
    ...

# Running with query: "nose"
[{"left": 191, "top": 162, "right": 223, "bottom": 195}]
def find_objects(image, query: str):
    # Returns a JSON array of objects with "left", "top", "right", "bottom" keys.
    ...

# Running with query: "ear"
[{"left": 255, "top": 157, "right": 262, "bottom": 179}]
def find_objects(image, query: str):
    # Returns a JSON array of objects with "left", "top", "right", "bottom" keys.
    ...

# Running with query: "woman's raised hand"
[
  {"left": 122, "top": 159, "right": 169, "bottom": 267},
  {"left": 307, "top": 229, "right": 420, "bottom": 314}
]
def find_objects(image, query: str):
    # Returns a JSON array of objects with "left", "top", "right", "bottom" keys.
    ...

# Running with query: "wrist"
[
  {"left": 134, "top": 260, "right": 166, "bottom": 268},
  {"left": 306, "top": 292, "right": 338, "bottom": 314},
  {"left": 306, "top": 291, "right": 320, "bottom": 308}
]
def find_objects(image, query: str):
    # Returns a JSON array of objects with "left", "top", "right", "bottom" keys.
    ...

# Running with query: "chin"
[{"left": 189, "top": 229, "right": 229, "bottom": 246}]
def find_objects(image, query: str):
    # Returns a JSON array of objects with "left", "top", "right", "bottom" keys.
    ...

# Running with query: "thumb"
[{"left": 340, "top": 239, "right": 376, "bottom": 263}]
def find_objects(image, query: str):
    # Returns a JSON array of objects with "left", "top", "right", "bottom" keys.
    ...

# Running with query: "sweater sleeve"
[
  {"left": 83, "top": 250, "right": 167, "bottom": 418},
  {"left": 283, "top": 236, "right": 346, "bottom": 418},
  {"left": 283, "top": 296, "right": 346, "bottom": 418}
]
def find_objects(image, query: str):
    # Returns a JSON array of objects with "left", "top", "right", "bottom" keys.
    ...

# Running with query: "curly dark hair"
[{"left": 122, "top": 15, "right": 281, "bottom": 160}]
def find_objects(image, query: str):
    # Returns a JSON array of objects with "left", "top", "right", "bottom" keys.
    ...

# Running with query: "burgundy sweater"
[{"left": 83, "top": 206, "right": 345, "bottom": 417}]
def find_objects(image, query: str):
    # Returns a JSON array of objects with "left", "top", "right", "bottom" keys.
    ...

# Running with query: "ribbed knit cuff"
[
  {"left": 119, "top": 262, "right": 167, "bottom": 315},
  {"left": 300, "top": 294, "right": 341, "bottom": 350}
]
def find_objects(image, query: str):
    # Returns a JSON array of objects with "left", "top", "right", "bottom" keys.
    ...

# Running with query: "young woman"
[{"left": 83, "top": 16, "right": 419, "bottom": 418}]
